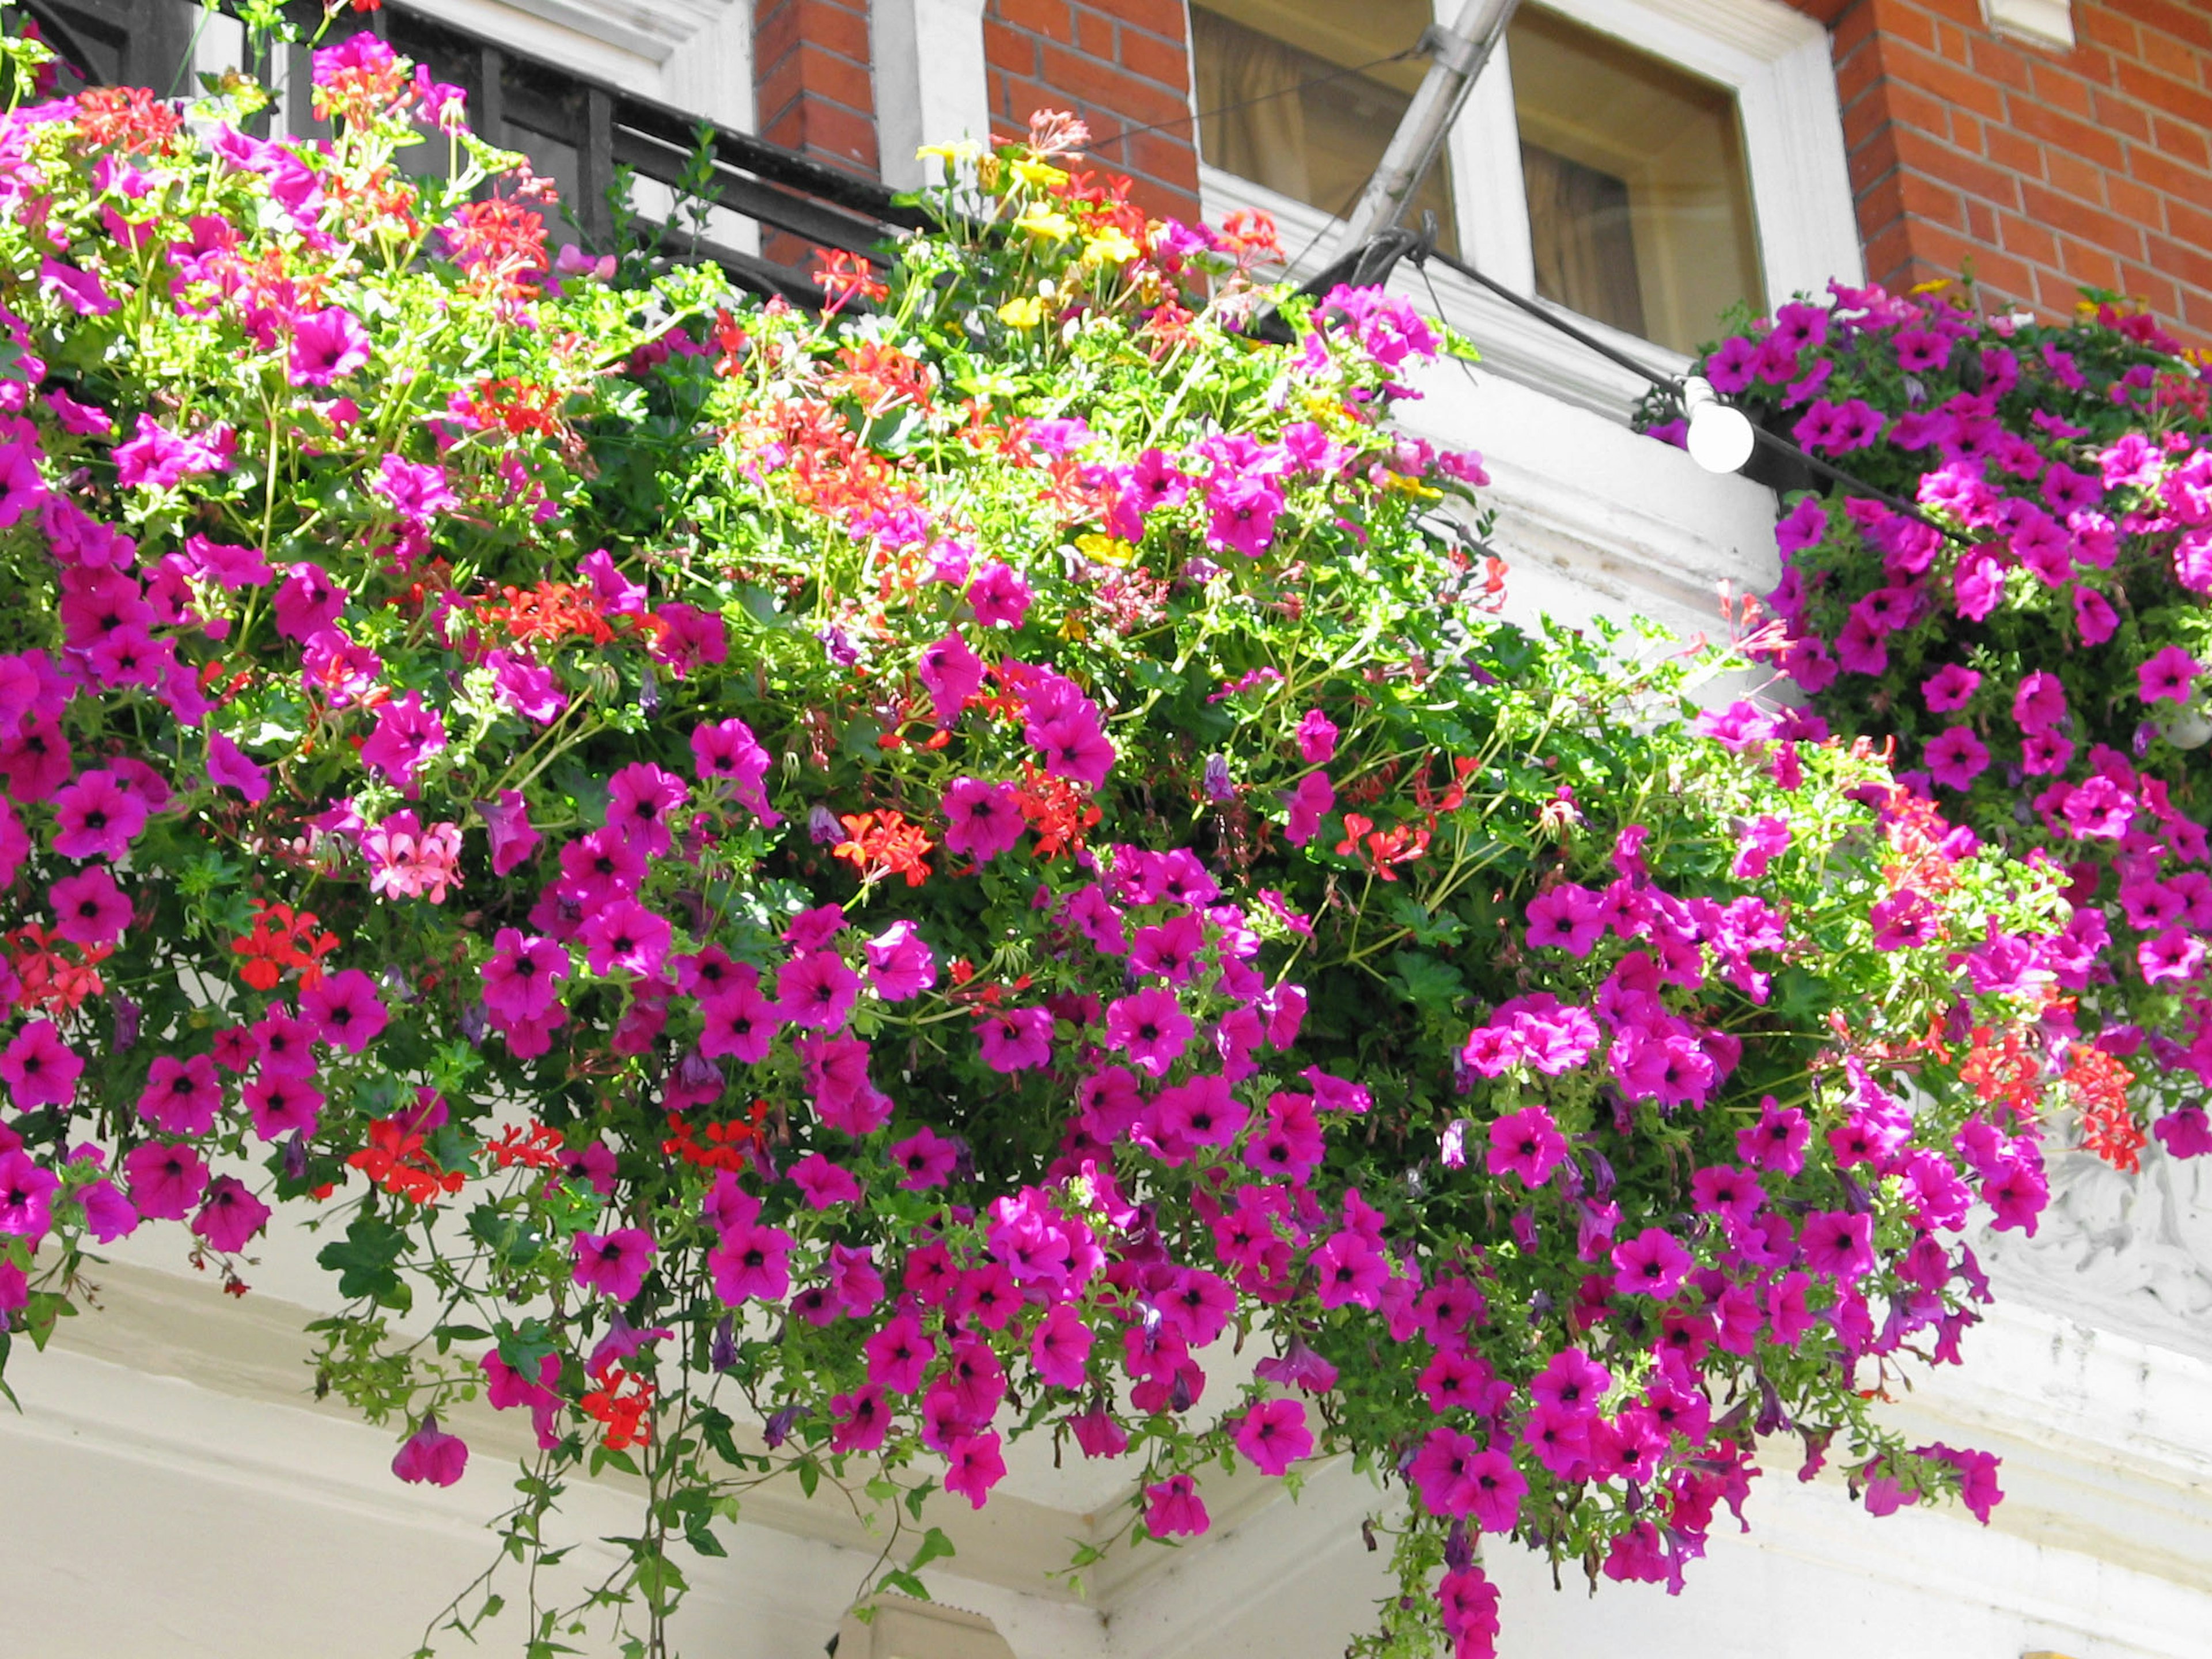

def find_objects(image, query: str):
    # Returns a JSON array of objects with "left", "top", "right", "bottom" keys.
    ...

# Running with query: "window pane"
[
  {"left": 1192, "top": 1, "right": 1456, "bottom": 251},
  {"left": 1508, "top": 4, "right": 1763, "bottom": 353}
]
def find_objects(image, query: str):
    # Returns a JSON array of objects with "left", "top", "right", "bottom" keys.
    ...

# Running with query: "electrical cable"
[
  {"left": 1080, "top": 47, "right": 1421, "bottom": 158},
  {"left": 1403, "top": 240, "right": 1975, "bottom": 546}
]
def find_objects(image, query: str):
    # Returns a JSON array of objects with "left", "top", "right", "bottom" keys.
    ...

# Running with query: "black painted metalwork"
[{"left": 16, "top": 0, "right": 916, "bottom": 305}]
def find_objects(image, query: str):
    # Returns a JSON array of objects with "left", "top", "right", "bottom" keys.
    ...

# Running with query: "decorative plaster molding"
[
  {"left": 501, "top": 0, "right": 742, "bottom": 64},
  {"left": 1976, "top": 1146, "right": 2212, "bottom": 1365}
]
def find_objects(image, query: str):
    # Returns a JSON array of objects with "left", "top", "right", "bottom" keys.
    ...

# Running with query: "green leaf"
[
  {"left": 908, "top": 1527, "right": 956, "bottom": 1573},
  {"left": 1388, "top": 949, "right": 1465, "bottom": 1012},
  {"left": 317, "top": 1214, "right": 408, "bottom": 1304}
]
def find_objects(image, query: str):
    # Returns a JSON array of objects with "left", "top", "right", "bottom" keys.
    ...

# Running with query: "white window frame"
[{"left": 1195, "top": 0, "right": 1861, "bottom": 419}]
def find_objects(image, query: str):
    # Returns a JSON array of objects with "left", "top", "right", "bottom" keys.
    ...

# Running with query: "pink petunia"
[
  {"left": 2141, "top": 645, "right": 2202, "bottom": 704},
  {"left": 1232, "top": 1397, "right": 1312, "bottom": 1476},
  {"left": 50, "top": 865, "right": 131, "bottom": 946},
  {"left": 289, "top": 306, "right": 370, "bottom": 385},
  {"left": 1487, "top": 1105, "right": 1570, "bottom": 1188},
  {"left": 244, "top": 1072, "right": 323, "bottom": 1141},
  {"left": 573, "top": 1228, "right": 657, "bottom": 1302},
  {"left": 1922, "top": 725, "right": 1990, "bottom": 790},
  {"left": 123, "top": 1140, "right": 209, "bottom": 1221},
  {"left": 1103, "top": 986, "right": 1192, "bottom": 1077},
  {"left": 1922, "top": 664, "right": 1980, "bottom": 713},
  {"left": 50, "top": 769, "right": 146, "bottom": 860},
  {"left": 1, "top": 1019, "right": 81, "bottom": 1109},
  {"left": 778, "top": 949, "right": 860, "bottom": 1031},
  {"left": 942, "top": 776, "right": 1025, "bottom": 862},
  {"left": 391, "top": 1417, "right": 469, "bottom": 1487},
  {"left": 138, "top": 1053, "right": 223, "bottom": 1136},
  {"left": 300, "top": 968, "right": 389, "bottom": 1053},
  {"left": 967, "top": 562, "right": 1032, "bottom": 628},
  {"left": 918, "top": 630, "right": 984, "bottom": 726},
  {"left": 707, "top": 1218, "right": 793, "bottom": 1304},
  {"left": 191, "top": 1175, "right": 271, "bottom": 1253},
  {"left": 978, "top": 1005, "right": 1054, "bottom": 1073}
]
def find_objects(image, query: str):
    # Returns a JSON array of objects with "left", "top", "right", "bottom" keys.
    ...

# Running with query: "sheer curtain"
[
  {"left": 1522, "top": 143, "right": 1645, "bottom": 341},
  {"left": 1191, "top": 9, "right": 1313, "bottom": 204}
]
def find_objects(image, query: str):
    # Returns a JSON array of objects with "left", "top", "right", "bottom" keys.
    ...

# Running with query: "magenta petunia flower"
[
  {"left": 889, "top": 1126, "right": 961, "bottom": 1190},
  {"left": 689, "top": 715, "right": 779, "bottom": 823},
  {"left": 112, "top": 414, "right": 231, "bottom": 491},
  {"left": 476, "top": 790, "right": 540, "bottom": 876},
  {"left": 1103, "top": 986, "right": 1192, "bottom": 1077},
  {"left": 1610, "top": 1226, "right": 1694, "bottom": 1298},
  {"left": 50, "top": 768, "right": 147, "bottom": 861},
  {"left": 2140, "top": 645, "right": 2202, "bottom": 704},
  {"left": 605, "top": 761, "right": 687, "bottom": 857},
  {"left": 918, "top": 629, "right": 984, "bottom": 726},
  {"left": 0, "top": 1149, "right": 60, "bottom": 1241},
  {"left": 1232, "top": 1397, "right": 1312, "bottom": 1476},
  {"left": 1524, "top": 884, "right": 1605, "bottom": 956},
  {"left": 39, "top": 256, "right": 116, "bottom": 316},
  {"left": 300, "top": 968, "right": 389, "bottom": 1053},
  {"left": 700, "top": 968, "right": 782, "bottom": 1063},
  {"left": 579, "top": 899, "right": 672, "bottom": 981},
  {"left": 391, "top": 1416, "right": 469, "bottom": 1487},
  {"left": 1033, "top": 712, "right": 1116, "bottom": 787},
  {"left": 485, "top": 649, "right": 567, "bottom": 726},
  {"left": 967, "top": 562, "right": 1032, "bottom": 628},
  {"left": 942, "top": 1430, "right": 1006, "bottom": 1509},
  {"left": 1144, "top": 1474, "right": 1210, "bottom": 1538},
  {"left": 941, "top": 775, "right": 1025, "bottom": 862},
  {"left": 1800, "top": 1209, "right": 1875, "bottom": 1281},
  {"left": 138, "top": 1052, "right": 223, "bottom": 1136},
  {"left": 482, "top": 927, "right": 569, "bottom": 1024},
  {"left": 1283, "top": 768, "right": 1334, "bottom": 847},
  {"left": 1486, "top": 1104, "right": 1570, "bottom": 1188},
  {"left": 1922, "top": 725, "right": 1990, "bottom": 791},
  {"left": 359, "top": 690, "right": 447, "bottom": 795},
  {"left": 288, "top": 305, "right": 370, "bottom": 385},
  {"left": 707, "top": 1218, "right": 793, "bottom": 1304},
  {"left": 123, "top": 1140, "right": 209, "bottom": 1221},
  {"left": 978, "top": 1005, "right": 1054, "bottom": 1073},
  {"left": 790, "top": 1152, "right": 864, "bottom": 1209},
  {"left": 862, "top": 919, "right": 935, "bottom": 1002},
  {"left": 190, "top": 1175, "right": 271, "bottom": 1253},
  {"left": 2, "top": 1018, "right": 82, "bottom": 1109},
  {"left": 372, "top": 453, "right": 459, "bottom": 522},
  {"left": 1922, "top": 664, "right": 1981, "bottom": 713},
  {"left": 272, "top": 561, "right": 344, "bottom": 641},
  {"left": 777, "top": 949, "right": 861, "bottom": 1031},
  {"left": 244, "top": 1072, "right": 324, "bottom": 1141},
  {"left": 49, "top": 865, "right": 132, "bottom": 946},
  {"left": 573, "top": 1227, "right": 657, "bottom": 1302}
]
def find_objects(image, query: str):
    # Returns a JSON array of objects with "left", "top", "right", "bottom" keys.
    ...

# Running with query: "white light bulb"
[
  {"left": 2162, "top": 705, "right": 2212, "bottom": 751},
  {"left": 1681, "top": 376, "right": 1756, "bottom": 475}
]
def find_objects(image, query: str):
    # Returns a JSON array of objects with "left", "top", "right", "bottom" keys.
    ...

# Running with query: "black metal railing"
[{"left": 20, "top": 0, "right": 918, "bottom": 305}]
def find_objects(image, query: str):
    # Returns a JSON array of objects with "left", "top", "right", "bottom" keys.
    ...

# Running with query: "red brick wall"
[
  {"left": 755, "top": 0, "right": 878, "bottom": 176},
  {"left": 983, "top": 0, "right": 1202, "bottom": 224},
  {"left": 1798, "top": 0, "right": 2212, "bottom": 344}
]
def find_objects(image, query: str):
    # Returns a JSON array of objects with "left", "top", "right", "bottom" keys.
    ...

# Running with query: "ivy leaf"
[
  {"left": 908, "top": 1527, "right": 956, "bottom": 1573},
  {"left": 316, "top": 1214, "right": 408, "bottom": 1305}
]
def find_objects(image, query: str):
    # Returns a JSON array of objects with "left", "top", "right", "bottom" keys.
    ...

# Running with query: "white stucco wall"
[{"left": 7, "top": 5, "right": 2209, "bottom": 1658}]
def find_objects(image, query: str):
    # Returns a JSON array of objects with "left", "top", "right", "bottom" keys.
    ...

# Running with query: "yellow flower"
[
  {"left": 916, "top": 140, "right": 980, "bottom": 164},
  {"left": 1074, "top": 533, "right": 1137, "bottom": 566},
  {"left": 1014, "top": 204, "right": 1077, "bottom": 243},
  {"left": 1010, "top": 158, "right": 1067, "bottom": 190},
  {"left": 1380, "top": 472, "right": 1443, "bottom": 501},
  {"left": 997, "top": 296, "right": 1046, "bottom": 328},
  {"left": 1080, "top": 226, "right": 1142, "bottom": 267}
]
